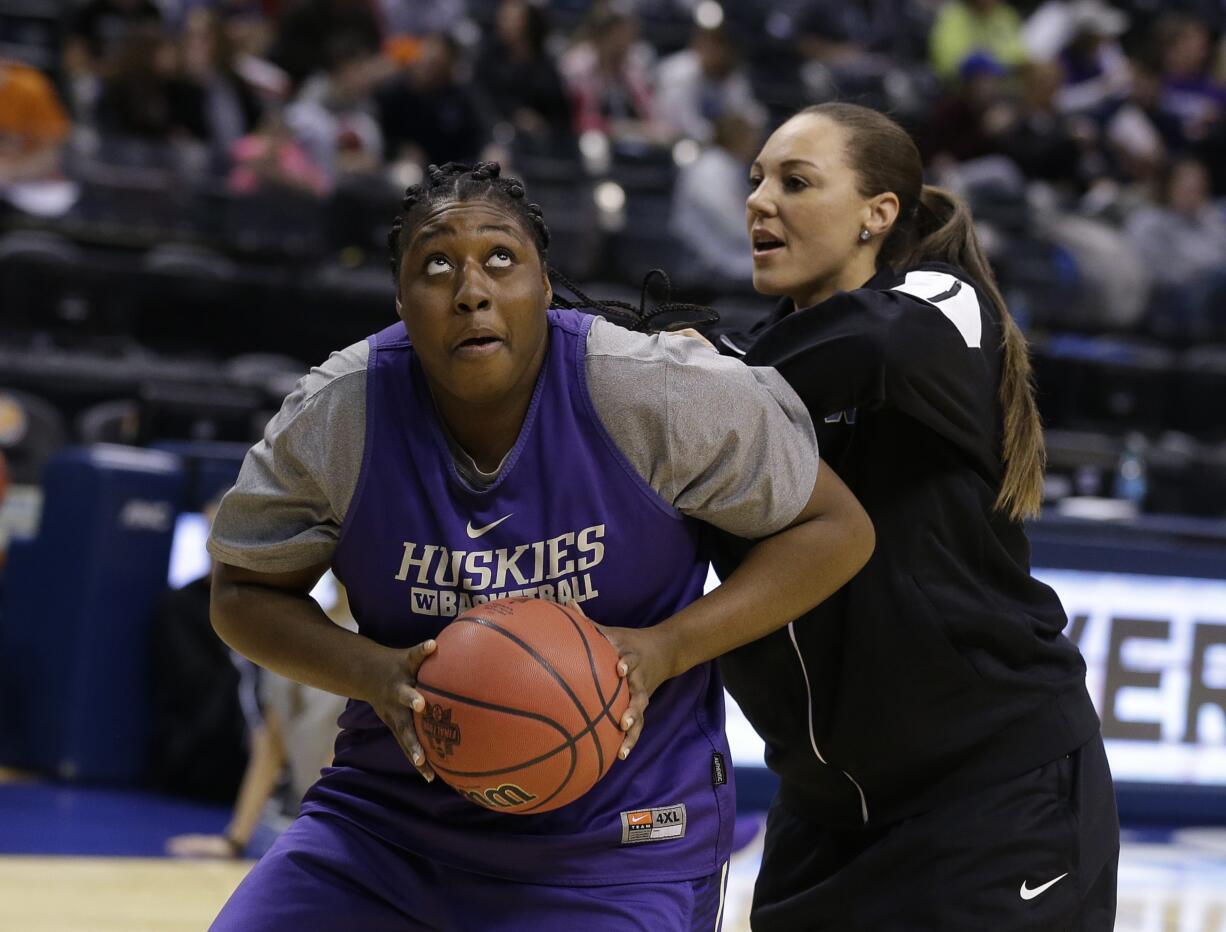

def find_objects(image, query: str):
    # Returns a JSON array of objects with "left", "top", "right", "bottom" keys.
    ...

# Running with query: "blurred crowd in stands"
[
  {"left": 0, "top": 0, "right": 1221, "bottom": 314},
  {"left": 2, "top": 0, "right": 1226, "bottom": 517}
]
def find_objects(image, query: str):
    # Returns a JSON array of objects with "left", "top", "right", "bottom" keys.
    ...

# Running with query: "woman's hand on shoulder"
[{"left": 669, "top": 327, "right": 717, "bottom": 352}]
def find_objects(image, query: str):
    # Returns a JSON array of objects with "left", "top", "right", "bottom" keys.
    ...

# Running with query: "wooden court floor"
[
  {"left": 0, "top": 856, "right": 251, "bottom": 931},
  {"left": 5, "top": 835, "right": 1226, "bottom": 931},
  {"left": 0, "top": 837, "right": 760, "bottom": 932},
  {"left": 2, "top": 776, "right": 1225, "bottom": 932}
]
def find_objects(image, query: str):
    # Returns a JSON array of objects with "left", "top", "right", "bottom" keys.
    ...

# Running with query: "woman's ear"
[
  {"left": 542, "top": 269, "right": 553, "bottom": 309},
  {"left": 866, "top": 191, "right": 900, "bottom": 238}
]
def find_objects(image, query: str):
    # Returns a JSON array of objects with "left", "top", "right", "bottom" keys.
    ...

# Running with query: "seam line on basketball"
[
  {"left": 458, "top": 614, "right": 600, "bottom": 731},
  {"left": 554, "top": 602, "right": 623, "bottom": 731},
  {"left": 421, "top": 682, "right": 581, "bottom": 812},
  {"left": 550, "top": 601, "right": 617, "bottom": 774},
  {"left": 420, "top": 682, "right": 621, "bottom": 781}
]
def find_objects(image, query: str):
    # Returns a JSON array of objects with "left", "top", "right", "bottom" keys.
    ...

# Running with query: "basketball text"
[{"left": 394, "top": 524, "right": 606, "bottom": 615}]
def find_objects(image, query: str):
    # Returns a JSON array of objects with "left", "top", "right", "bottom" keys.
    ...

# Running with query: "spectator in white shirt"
[
  {"left": 654, "top": 24, "right": 764, "bottom": 145},
  {"left": 1126, "top": 155, "right": 1226, "bottom": 339},
  {"left": 670, "top": 111, "right": 763, "bottom": 286}
]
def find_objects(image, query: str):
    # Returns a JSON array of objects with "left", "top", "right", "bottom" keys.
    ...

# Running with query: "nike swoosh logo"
[
  {"left": 1019, "top": 873, "right": 1068, "bottom": 900},
  {"left": 466, "top": 514, "right": 513, "bottom": 539}
]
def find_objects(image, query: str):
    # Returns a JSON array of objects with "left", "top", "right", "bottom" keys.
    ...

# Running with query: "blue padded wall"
[{"left": 0, "top": 445, "right": 184, "bottom": 783}]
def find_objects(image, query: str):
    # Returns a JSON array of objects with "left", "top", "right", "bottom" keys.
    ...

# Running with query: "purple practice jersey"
[{"left": 315, "top": 309, "right": 735, "bottom": 886}]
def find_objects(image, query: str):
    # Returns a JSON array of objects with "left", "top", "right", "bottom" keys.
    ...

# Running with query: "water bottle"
[{"left": 1114, "top": 433, "right": 1148, "bottom": 511}]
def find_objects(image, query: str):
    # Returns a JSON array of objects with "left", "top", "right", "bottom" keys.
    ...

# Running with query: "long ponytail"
[
  {"left": 801, "top": 103, "right": 1046, "bottom": 521},
  {"left": 905, "top": 186, "right": 1045, "bottom": 521}
]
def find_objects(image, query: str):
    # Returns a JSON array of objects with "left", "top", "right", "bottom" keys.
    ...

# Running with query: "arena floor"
[{"left": 2, "top": 777, "right": 1225, "bottom": 931}]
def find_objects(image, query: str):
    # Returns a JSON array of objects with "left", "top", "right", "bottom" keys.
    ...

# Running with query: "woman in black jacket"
[{"left": 713, "top": 101, "right": 1119, "bottom": 931}]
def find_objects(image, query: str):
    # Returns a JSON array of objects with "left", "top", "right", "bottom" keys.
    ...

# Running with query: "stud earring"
[{"left": 859, "top": 229, "right": 871, "bottom": 242}]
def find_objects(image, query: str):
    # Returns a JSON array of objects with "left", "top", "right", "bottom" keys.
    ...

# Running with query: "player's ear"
[
  {"left": 542, "top": 269, "right": 552, "bottom": 309},
  {"left": 866, "top": 191, "right": 900, "bottom": 239}
]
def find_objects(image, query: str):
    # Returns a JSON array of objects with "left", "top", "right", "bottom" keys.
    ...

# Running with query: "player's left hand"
[{"left": 589, "top": 621, "right": 678, "bottom": 761}]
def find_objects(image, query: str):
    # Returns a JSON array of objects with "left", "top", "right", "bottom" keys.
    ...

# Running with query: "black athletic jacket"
[{"left": 712, "top": 262, "right": 1101, "bottom": 830}]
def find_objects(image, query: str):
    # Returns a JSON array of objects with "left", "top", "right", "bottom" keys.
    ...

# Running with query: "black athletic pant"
[{"left": 752, "top": 736, "right": 1119, "bottom": 931}]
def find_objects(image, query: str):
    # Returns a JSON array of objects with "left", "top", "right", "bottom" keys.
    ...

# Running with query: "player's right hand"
[{"left": 369, "top": 639, "right": 438, "bottom": 782}]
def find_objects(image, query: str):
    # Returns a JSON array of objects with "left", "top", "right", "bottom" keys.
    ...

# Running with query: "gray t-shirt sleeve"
[
  {"left": 584, "top": 317, "right": 819, "bottom": 537},
  {"left": 208, "top": 319, "right": 818, "bottom": 570},
  {"left": 207, "top": 340, "right": 369, "bottom": 573}
]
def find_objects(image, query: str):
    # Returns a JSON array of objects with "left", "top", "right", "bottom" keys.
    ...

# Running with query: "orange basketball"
[{"left": 413, "top": 598, "right": 629, "bottom": 814}]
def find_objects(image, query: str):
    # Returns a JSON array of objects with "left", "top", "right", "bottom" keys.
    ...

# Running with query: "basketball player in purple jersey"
[{"left": 206, "top": 161, "right": 873, "bottom": 931}]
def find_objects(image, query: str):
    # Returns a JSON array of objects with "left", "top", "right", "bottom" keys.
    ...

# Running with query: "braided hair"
[
  {"left": 387, "top": 161, "right": 717, "bottom": 334},
  {"left": 387, "top": 161, "right": 548, "bottom": 278}
]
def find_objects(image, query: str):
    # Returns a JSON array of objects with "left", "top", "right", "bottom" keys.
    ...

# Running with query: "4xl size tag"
[{"left": 620, "top": 804, "right": 687, "bottom": 844}]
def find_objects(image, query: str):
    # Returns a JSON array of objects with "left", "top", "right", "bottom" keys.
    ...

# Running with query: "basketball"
[{"left": 413, "top": 598, "right": 629, "bottom": 815}]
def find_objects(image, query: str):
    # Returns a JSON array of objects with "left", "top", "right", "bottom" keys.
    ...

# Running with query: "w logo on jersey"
[{"left": 825, "top": 408, "right": 857, "bottom": 425}]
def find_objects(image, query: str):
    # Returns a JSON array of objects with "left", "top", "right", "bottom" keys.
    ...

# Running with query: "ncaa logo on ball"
[{"left": 420, "top": 703, "right": 461, "bottom": 758}]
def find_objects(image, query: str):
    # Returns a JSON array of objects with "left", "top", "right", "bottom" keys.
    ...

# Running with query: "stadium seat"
[
  {"left": 607, "top": 187, "right": 687, "bottom": 286},
  {"left": 75, "top": 399, "right": 141, "bottom": 446},
  {"left": 325, "top": 175, "right": 401, "bottom": 257},
  {"left": 0, "top": 445, "right": 185, "bottom": 783},
  {"left": 134, "top": 244, "right": 242, "bottom": 350},
  {"left": 1189, "top": 443, "right": 1226, "bottom": 517},
  {"left": 510, "top": 170, "right": 603, "bottom": 281},
  {"left": 224, "top": 353, "right": 308, "bottom": 402},
  {"left": 1043, "top": 429, "right": 1125, "bottom": 502},
  {"left": 1031, "top": 335, "right": 1177, "bottom": 433},
  {"left": 149, "top": 440, "right": 248, "bottom": 511},
  {"left": 995, "top": 237, "right": 1081, "bottom": 333},
  {"left": 1176, "top": 345, "right": 1226, "bottom": 440},
  {"left": 74, "top": 173, "right": 194, "bottom": 242},
  {"left": 137, "top": 379, "right": 265, "bottom": 445},
  {"left": 1146, "top": 433, "right": 1199, "bottom": 515},
  {"left": 0, "top": 230, "right": 83, "bottom": 329},
  {"left": 218, "top": 189, "right": 327, "bottom": 258},
  {"left": 142, "top": 243, "right": 237, "bottom": 281}
]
